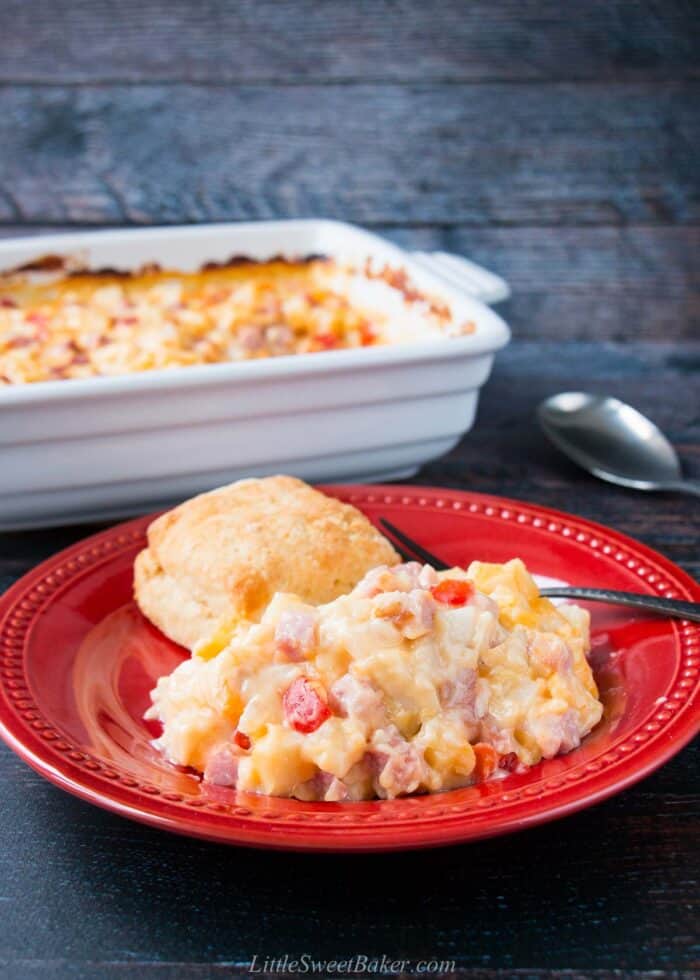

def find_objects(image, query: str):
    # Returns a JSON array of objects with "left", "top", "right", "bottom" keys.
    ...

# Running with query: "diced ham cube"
[
  {"left": 417, "top": 564, "right": 440, "bottom": 590},
  {"left": 528, "top": 634, "right": 574, "bottom": 674},
  {"left": 372, "top": 589, "right": 435, "bottom": 639},
  {"left": 328, "top": 674, "right": 385, "bottom": 727},
  {"left": 203, "top": 744, "right": 239, "bottom": 787},
  {"left": 26, "top": 311, "right": 49, "bottom": 327},
  {"left": 354, "top": 562, "right": 439, "bottom": 598},
  {"left": 354, "top": 565, "right": 399, "bottom": 598},
  {"left": 386, "top": 562, "right": 440, "bottom": 592},
  {"left": 312, "top": 772, "right": 349, "bottom": 801},
  {"left": 6, "top": 335, "right": 33, "bottom": 349},
  {"left": 439, "top": 667, "right": 484, "bottom": 724},
  {"left": 301, "top": 770, "right": 332, "bottom": 798},
  {"left": 264, "top": 324, "right": 295, "bottom": 353},
  {"left": 370, "top": 726, "right": 425, "bottom": 798},
  {"left": 324, "top": 776, "right": 349, "bottom": 801},
  {"left": 237, "top": 324, "right": 266, "bottom": 351},
  {"left": 403, "top": 590, "right": 436, "bottom": 638},
  {"left": 283, "top": 676, "right": 331, "bottom": 734},
  {"left": 256, "top": 294, "right": 282, "bottom": 320},
  {"left": 479, "top": 714, "right": 519, "bottom": 756},
  {"left": 295, "top": 771, "right": 349, "bottom": 802},
  {"left": 204, "top": 287, "right": 230, "bottom": 305},
  {"left": 274, "top": 609, "right": 317, "bottom": 661}
]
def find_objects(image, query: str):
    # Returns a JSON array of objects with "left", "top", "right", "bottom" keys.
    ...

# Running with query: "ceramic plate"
[{"left": 0, "top": 486, "right": 698, "bottom": 851}]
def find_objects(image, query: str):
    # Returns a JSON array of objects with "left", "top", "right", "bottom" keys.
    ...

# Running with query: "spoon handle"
[
  {"left": 659, "top": 479, "right": 700, "bottom": 498},
  {"left": 539, "top": 587, "right": 700, "bottom": 622}
]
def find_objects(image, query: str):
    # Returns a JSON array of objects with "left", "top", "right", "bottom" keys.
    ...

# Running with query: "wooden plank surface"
[
  {"left": 2, "top": 0, "right": 699, "bottom": 84},
  {"left": 0, "top": 83, "right": 698, "bottom": 227}
]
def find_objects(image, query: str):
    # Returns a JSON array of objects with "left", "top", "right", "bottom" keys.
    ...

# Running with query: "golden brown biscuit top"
[{"left": 137, "top": 476, "right": 399, "bottom": 640}]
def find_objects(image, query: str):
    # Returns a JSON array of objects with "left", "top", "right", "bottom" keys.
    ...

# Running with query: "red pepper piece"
[
  {"left": 472, "top": 743, "right": 499, "bottom": 782},
  {"left": 233, "top": 730, "right": 251, "bottom": 751},
  {"left": 315, "top": 332, "right": 339, "bottom": 350},
  {"left": 359, "top": 323, "right": 377, "bottom": 346},
  {"left": 498, "top": 752, "right": 519, "bottom": 772},
  {"left": 430, "top": 579, "right": 475, "bottom": 606}
]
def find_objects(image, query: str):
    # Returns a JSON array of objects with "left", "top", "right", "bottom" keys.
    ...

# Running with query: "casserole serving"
[
  {"left": 0, "top": 220, "right": 510, "bottom": 528},
  {"left": 147, "top": 554, "right": 602, "bottom": 801}
]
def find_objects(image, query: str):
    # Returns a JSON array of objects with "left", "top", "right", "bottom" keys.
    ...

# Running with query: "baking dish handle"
[{"left": 410, "top": 251, "right": 511, "bottom": 305}]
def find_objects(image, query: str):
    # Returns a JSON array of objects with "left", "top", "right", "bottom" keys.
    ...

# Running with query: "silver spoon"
[
  {"left": 379, "top": 519, "right": 700, "bottom": 623},
  {"left": 537, "top": 392, "right": 700, "bottom": 498}
]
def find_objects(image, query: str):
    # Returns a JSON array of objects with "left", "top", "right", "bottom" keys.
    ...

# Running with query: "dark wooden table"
[{"left": 1, "top": 3, "right": 698, "bottom": 977}]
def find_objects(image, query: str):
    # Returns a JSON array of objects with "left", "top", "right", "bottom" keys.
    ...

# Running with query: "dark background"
[{"left": 0, "top": 2, "right": 698, "bottom": 977}]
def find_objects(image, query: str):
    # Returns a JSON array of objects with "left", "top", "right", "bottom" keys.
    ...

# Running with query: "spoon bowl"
[{"left": 537, "top": 392, "right": 700, "bottom": 496}]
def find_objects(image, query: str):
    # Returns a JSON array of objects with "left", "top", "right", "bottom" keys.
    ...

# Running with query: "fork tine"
[{"left": 379, "top": 519, "right": 451, "bottom": 571}]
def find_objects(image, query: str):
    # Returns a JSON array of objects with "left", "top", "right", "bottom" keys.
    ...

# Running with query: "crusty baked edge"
[{"left": 133, "top": 548, "right": 218, "bottom": 650}]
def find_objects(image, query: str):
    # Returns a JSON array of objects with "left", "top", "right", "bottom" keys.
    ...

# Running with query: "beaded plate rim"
[{"left": 0, "top": 485, "right": 698, "bottom": 852}]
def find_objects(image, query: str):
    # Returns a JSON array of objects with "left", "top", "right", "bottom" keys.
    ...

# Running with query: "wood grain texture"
[
  {"left": 2, "top": 0, "right": 699, "bottom": 84},
  {"left": 391, "top": 226, "right": 700, "bottom": 341},
  {"left": 0, "top": 83, "right": 698, "bottom": 227}
]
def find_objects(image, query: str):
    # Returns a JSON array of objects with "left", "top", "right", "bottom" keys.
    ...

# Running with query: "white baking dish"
[{"left": 0, "top": 220, "right": 510, "bottom": 529}]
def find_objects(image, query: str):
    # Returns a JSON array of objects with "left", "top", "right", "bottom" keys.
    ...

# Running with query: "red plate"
[{"left": 0, "top": 486, "right": 698, "bottom": 852}]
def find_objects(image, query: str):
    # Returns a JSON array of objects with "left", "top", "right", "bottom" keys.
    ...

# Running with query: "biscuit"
[{"left": 134, "top": 475, "right": 399, "bottom": 650}]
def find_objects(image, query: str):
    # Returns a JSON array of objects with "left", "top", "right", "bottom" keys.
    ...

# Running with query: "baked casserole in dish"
[
  {"left": 0, "top": 220, "right": 510, "bottom": 528},
  {"left": 0, "top": 257, "right": 476, "bottom": 385}
]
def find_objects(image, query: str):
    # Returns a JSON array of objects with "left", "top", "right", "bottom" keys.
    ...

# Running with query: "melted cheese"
[{"left": 146, "top": 559, "right": 603, "bottom": 800}]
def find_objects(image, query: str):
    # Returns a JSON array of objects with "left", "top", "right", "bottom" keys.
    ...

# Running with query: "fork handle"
[{"left": 539, "top": 587, "right": 700, "bottom": 623}]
